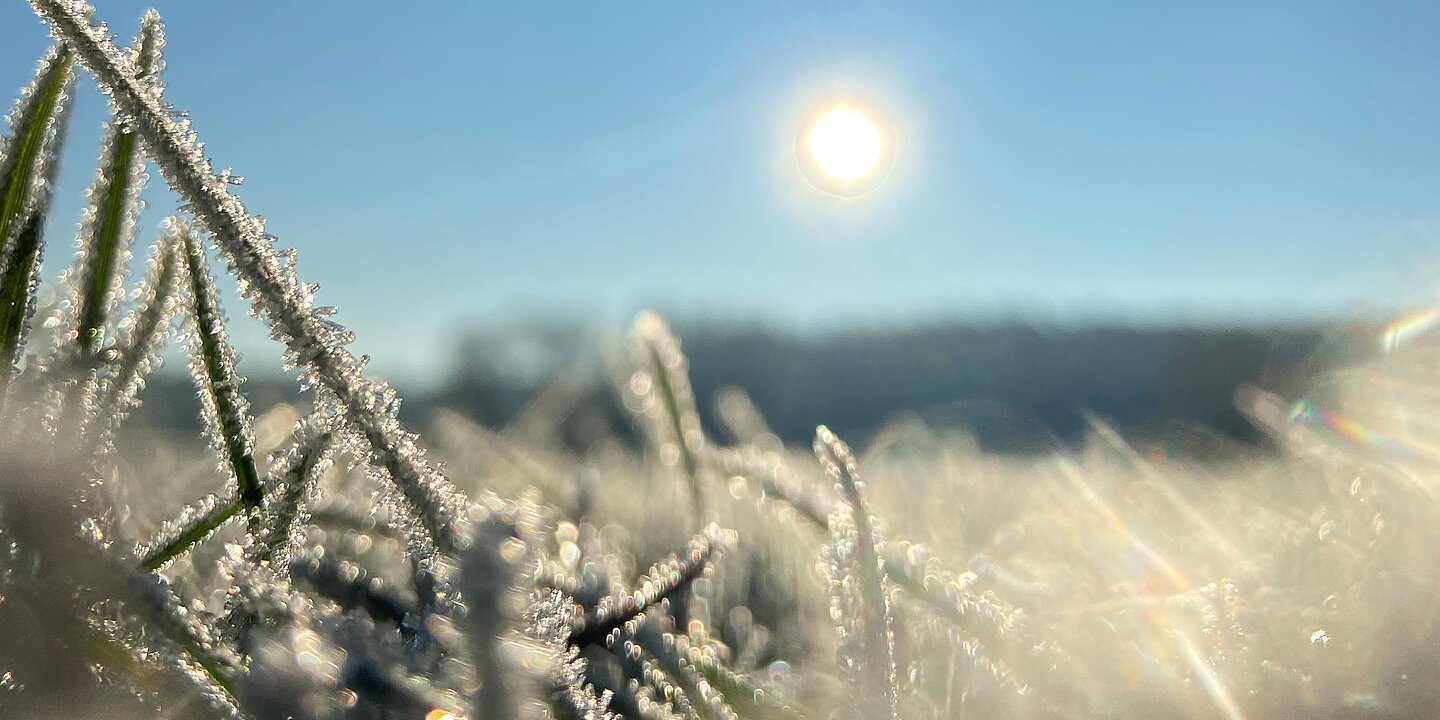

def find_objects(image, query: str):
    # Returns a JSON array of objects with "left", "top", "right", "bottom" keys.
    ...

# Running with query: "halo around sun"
[{"left": 796, "top": 104, "right": 893, "bottom": 197}]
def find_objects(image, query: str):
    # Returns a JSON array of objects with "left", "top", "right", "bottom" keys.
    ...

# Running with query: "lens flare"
[{"left": 1382, "top": 307, "right": 1440, "bottom": 352}]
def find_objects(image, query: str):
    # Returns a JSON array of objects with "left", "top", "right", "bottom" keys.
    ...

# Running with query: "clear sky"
[{"left": 3, "top": 1, "right": 1439, "bottom": 383}]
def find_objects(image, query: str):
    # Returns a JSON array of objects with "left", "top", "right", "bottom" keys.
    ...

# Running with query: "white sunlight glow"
[{"left": 808, "top": 107, "right": 883, "bottom": 180}]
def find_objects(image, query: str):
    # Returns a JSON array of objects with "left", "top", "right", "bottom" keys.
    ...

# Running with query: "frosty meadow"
[{"left": 3, "top": 2, "right": 1440, "bottom": 719}]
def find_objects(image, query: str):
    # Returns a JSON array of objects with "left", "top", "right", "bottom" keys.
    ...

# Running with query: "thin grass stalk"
[
  {"left": 0, "top": 214, "right": 56, "bottom": 402},
  {"left": 634, "top": 618, "right": 737, "bottom": 720},
  {"left": 704, "top": 445, "right": 829, "bottom": 528},
  {"left": 674, "top": 628, "right": 805, "bottom": 720},
  {"left": 137, "top": 492, "right": 244, "bottom": 571},
  {"left": 566, "top": 655, "right": 667, "bottom": 720},
  {"left": 0, "top": 46, "right": 75, "bottom": 402},
  {"left": 250, "top": 412, "right": 337, "bottom": 571},
  {"left": 526, "top": 590, "right": 619, "bottom": 720},
  {"left": 67, "top": 12, "right": 163, "bottom": 356},
  {"left": 307, "top": 505, "right": 407, "bottom": 541},
  {"left": 709, "top": 442, "right": 1027, "bottom": 660},
  {"left": 815, "top": 425, "right": 900, "bottom": 720},
  {"left": 289, "top": 550, "right": 416, "bottom": 629},
  {"left": 712, "top": 386, "right": 777, "bottom": 446},
  {"left": 569, "top": 524, "right": 733, "bottom": 648},
  {"left": 631, "top": 311, "right": 707, "bottom": 516},
  {"left": 633, "top": 643, "right": 703, "bottom": 720},
  {"left": 174, "top": 219, "right": 261, "bottom": 513},
  {"left": 86, "top": 231, "right": 182, "bottom": 450},
  {"left": 0, "top": 45, "right": 73, "bottom": 262},
  {"left": 44, "top": 14, "right": 163, "bottom": 439},
  {"left": 28, "top": 0, "right": 466, "bottom": 551},
  {"left": 606, "top": 648, "right": 688, "bottom": 720}
]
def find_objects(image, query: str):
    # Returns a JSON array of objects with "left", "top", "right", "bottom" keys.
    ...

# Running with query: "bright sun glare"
[{"left": 808, "top": 107, "right": 883, "bottom": 180}]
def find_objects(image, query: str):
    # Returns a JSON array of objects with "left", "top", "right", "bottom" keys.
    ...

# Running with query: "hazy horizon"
[{"left": 4, "top": 1, "right": 1439, "bottom": 383}]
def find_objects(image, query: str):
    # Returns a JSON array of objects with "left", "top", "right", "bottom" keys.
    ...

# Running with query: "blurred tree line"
[{"left": 130, "top": 316, "right": 1344, "bottom": 455}]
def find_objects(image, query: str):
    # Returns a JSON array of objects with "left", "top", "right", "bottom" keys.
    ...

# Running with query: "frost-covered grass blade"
[
  {"left": 0, "top": 45, "right": 75, "bottom": 397},
  {"left": 138, "top": 492, "right": 243, "bottom": 571},
  {"left": 631, "top": 311, "right": 707, "bottom": 515},
  {"left": 174, "top": 218, "right": 261, "bottom": 511},
  {"left": 65, "top": 12, "right": 164, "bottom": 356},
  {"left": 815, "top": 425, "right": 900, "bottom": 720},
  {"left": 87, "top": 230, "right": 183, "bottom": 449}
]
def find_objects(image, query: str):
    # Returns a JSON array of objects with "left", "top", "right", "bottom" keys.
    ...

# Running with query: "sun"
[
  {"left": 793, "top": 102, "right": 893, "bottom": 197},
  {"left": 808, "top": 107, "right": 883, "bottom": 180}
]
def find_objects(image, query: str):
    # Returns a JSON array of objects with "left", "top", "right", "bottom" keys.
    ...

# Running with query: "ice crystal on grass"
[
  {"left": 572, "top": 524, "right": 735, "bottom": 648},
  {"left": 137, "top": 492, "right": 243, "bottom": 571},
  {"left": 634, "top": 617, "right": 739, "bottom": 720},
  {"left": 632, "top": 634, "right": 703, "bottom": 720},
  {"left": 671, "top": 626, "right": 804, "bottom": 720}
]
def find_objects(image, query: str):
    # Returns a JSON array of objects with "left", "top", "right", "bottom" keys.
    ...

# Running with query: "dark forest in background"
[{"left": 129, "top": 318, "right": 1352, "bottom": 454}]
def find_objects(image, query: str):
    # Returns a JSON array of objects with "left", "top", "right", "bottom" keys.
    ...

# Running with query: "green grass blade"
[
  {"left": 0, "top": 45, "right": 75, "bottom": 399},
  {"left": 0, "top": 45, "right": 73, "bottom": 259},
  {"left": 138, "top": 493, "right": 244, "bottom": 571},
  {"left": 70, "top": 12, "right": 165, "bottom": 355},
  {"left": 0, "top": 213, "right": 51, "bottom": 380},
  {"left": 174, "top": 219, "right": 261, "bottom": 510}
]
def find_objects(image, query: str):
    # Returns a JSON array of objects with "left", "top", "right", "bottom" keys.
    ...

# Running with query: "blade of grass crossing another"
[
  {"left": 250, "top": 411, "right": 338, "bottom": 572},
  {"left": 48, "top": 14, "right": 163, "bottom": 439},
  {"left": 29, "top": 0, "right": 468, "bottom": 553}
]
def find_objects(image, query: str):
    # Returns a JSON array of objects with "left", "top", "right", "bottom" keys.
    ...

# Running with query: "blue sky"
[{"left": 3, "top": 1, "right": 1439, "bottom": 383}]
